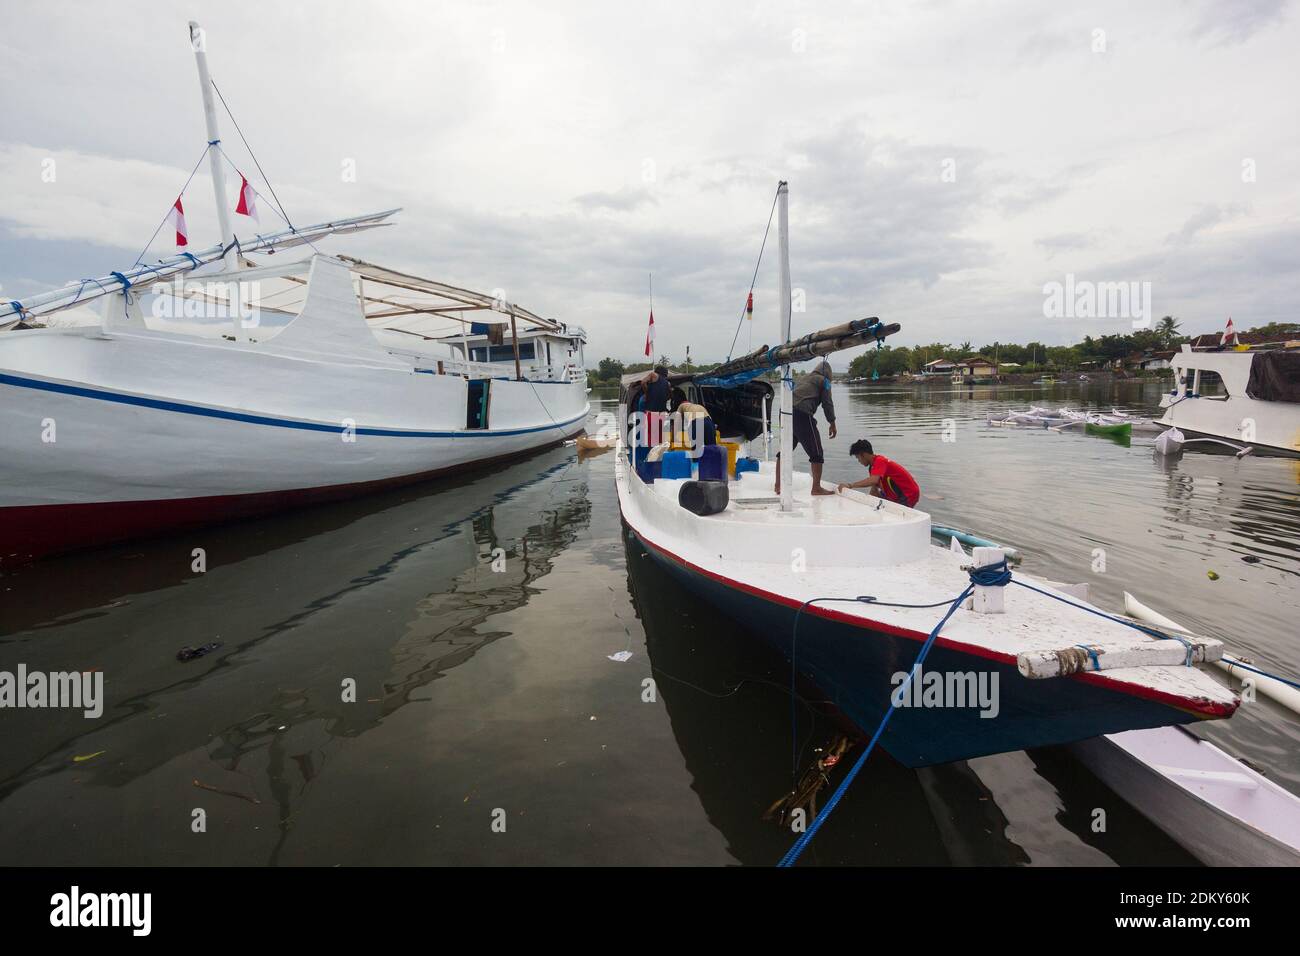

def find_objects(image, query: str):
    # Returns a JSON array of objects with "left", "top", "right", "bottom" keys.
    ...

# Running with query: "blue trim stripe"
[{"left": 0, "top": 372, "right": 586, "bottom": 439}]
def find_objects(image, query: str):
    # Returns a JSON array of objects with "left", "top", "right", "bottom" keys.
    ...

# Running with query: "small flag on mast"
[
  {"left": 644, "top": 309, "right": 655, "bottom": 358},
  {"left": 165, "top": 197, "right": 188, "bottom": 248},
  {"left": 1221, "top": 316, "right": 1235, "bottom": 346},
  {"left": 746, "top": 291, "right": 753, "bottom": 320},
  {"left": 235, "top": 174, "right": 259, "bottom": 220}
]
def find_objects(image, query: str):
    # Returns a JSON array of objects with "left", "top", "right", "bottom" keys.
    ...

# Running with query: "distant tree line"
[
  {"left": 846, "top": 316, "right": 1191, "bottom": 379},
  {"left": 587, "top": 318, "right": 1298, "bottom": 388}
]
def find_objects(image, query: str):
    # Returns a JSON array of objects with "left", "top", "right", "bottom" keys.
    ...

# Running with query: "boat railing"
[{"left": 397, "top": 352, "right": 583, "bottom": 383}]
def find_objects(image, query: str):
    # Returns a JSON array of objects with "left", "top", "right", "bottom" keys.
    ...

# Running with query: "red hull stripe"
[
  {"left": 1, "top": 430, "right": 583, "bottom": 568},
  {"left": 626, "top": 518, "right": 1237, "bottom": 720}
]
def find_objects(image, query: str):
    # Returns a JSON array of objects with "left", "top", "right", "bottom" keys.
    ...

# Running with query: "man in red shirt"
[{"left": 837, "top": 439, "right": 921, "bottom": 508}]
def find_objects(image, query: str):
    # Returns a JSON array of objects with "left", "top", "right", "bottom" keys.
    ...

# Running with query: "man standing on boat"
[
  {"left": 640, "top": 365, "right": 671, "bottom": 445},
  {"left": 838, "top": 439, "right": 921, "bottom": 508},
  {"left": 776, "top": 359, "right": 837, "bottom": 496}
]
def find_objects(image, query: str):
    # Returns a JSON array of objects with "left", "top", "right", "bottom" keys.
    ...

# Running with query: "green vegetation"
[
  {"left": 846, "top": 317, "right": 1193, "bottom": 379},
  {"left": 586, "top": 317, "right": 1288, "bottom": 387}
]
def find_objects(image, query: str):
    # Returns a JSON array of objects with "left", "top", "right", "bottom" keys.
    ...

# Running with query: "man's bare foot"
[{"left": 811, "top": 485, "right": 835, "bottom": 496}]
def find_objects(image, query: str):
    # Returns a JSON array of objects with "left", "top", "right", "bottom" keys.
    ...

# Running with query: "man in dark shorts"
[
  {"left": 640, "top": 365, "right": 670, "bottom": 445},
  {"left": 838, "top": 438, "right": 921, "bottom": 508},
  {"left": 775, "top": 358, "right": 837, "bottom": 496}
]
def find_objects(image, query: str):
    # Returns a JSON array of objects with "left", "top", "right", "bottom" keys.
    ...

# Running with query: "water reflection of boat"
[
  {"left": 626, "top": 532, "right": 1027, "bottom": 865},
  {"left": 627, "top": 532, "right": 1196, "bottom": 865},
  {"left": 0, "top": 445, "right": 590, "bottom": 862}
]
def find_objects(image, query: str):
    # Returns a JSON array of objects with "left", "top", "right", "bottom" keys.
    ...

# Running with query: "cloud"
[
  {"left": 572, "top": 187, "right": 658, "bottom": 214},
  {"left": 1190, "top": 0, "right": 1292, "bottom": 47},
  {"left": 0, "top": 1, "right": 1297, "bottom": 363},
  {"left": 1035, "top": 232, "right": 1098, "bottom": 257}
]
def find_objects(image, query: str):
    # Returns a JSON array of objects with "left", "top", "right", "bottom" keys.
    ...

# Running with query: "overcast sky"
[{"left": 2, "top": 0, "right": 1297, "bottom": 366}]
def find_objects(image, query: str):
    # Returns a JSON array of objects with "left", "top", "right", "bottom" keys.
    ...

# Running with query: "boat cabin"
[{"left": 441, "top": 326, "right": 587, "bottom": 383}]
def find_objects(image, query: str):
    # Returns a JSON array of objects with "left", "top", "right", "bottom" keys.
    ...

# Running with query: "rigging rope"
[
  {"left": 130, "top": 145, "right": 213, "bottom": 267},
  {"left": 210, "top": 78, "right": 298, "bottom": 232},
  {"left": 725, "top": 187, "right": 781, "bottom": 363}
]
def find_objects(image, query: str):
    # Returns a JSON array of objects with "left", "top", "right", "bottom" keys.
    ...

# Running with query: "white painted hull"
[
  {"left": 1071, "top": 728, "right": 1300, "bottom": 866},
  {"left": 1159, "top": 349, "right": 1300, "bottom": 456},
  {"left": 0, "top": 326, "right": 587, "bottom": 563}
]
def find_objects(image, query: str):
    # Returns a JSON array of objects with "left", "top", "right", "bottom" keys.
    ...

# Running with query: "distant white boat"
[
  {"left": 0, "top": 23, "right": 588, "bottom": 567},
  {"left": 1156, "top": 342, "right": 1300, "bottom": 456}
]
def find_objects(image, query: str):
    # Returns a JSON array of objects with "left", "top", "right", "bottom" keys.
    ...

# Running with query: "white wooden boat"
[
  {"left": 1071, "top": 727, "right": 1300, "bottom": 866},
  {"left": 1069, "top": 592, "right": 1300, "bottom": 866},
  {"left": 1157, "top": 343, "right": 1300, "bottom": 456},
  {"left": 616, "top": 183, "right": 1239, "bottom": 768},
  {"left": 0, "top": 23, "right": 588, "bottom": 568}
]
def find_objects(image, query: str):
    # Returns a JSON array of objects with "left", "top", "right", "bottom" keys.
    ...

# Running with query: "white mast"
[
  {"left": 189, "top": 21, "right": 242, "bottom": 341},
  {"left": 777, "top": 181, "right": 794, "bottom": 512}
]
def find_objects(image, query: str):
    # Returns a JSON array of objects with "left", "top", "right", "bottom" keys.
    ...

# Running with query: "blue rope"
[
  {"left": 778, "top": 574, "right": 982, "bottom": 867},
  {"left": 1222, "top": 656, "right": 1300, "bottom": 691},
  {"left": 776, "top": 555, "right": 1300, "bottom": 866}
]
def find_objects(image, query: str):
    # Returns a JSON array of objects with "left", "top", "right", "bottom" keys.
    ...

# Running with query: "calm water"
[{"left": 1, "top": 381, "right": 1296, "bottom": 866}]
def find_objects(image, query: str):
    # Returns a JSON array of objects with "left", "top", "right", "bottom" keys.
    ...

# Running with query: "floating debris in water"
[
  {"left": 72, "top": 751, "right": 105, "bottom": 763},
  {"left": 1207, "top": 570, "right": 1220, "bottom": 580},
  {"left": 193, "top": 779, "right": 261, "bottom": 805},
  {"left": 607, "top": 650, "right": 633, "bottom": 663},
  {"left": 1242, "top": 555, "right": 1261, "bottom": 564},
  {"left": 177, "top": 642, "right": 222, "bottom": 662}
]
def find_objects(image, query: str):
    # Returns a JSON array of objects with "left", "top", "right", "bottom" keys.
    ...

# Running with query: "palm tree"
[{"left": 1156, "top": 316, "right": 1181, "bottom": 349}]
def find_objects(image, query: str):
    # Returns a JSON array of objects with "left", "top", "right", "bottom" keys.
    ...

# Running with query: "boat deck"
[{"left": 620, "top": 450, "right": 1238, "bottom": 718}]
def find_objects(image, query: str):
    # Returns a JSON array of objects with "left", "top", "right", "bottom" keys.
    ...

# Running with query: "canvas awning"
[{"left": 1246, "top": 351, "right": 1300, "bottom": 403}]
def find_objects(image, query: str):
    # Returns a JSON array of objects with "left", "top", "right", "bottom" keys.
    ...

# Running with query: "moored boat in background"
[
  {"left": 1156, "top": 336, "right": 1300, "bottom": 457},
  {"left": 0, "top": 23, "right": 589, "bottom": 568}
]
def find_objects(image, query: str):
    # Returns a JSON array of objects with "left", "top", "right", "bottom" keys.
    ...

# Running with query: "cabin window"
[
  {"left": 1196, "top": 369, "right": 1228, "bottom": 399},
  {"left": 471, "top": 343, "right": 535, "bottom": 363}
]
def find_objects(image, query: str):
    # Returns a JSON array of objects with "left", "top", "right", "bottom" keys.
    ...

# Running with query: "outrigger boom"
[{"left": 0, "top": 210, "right": 400, "bottom": 326}]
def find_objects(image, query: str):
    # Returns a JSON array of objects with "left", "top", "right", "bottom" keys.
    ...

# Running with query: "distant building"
[
  {"left": 1187, "top": 330, "right": 1300, "bottom": 350},
  {"left": 921, "top": 358, "right": 957, "bottom": 377},
  {"left": 1139, "top": 350, "right": 1176, "bottom": 370},
  {"left": 956, "top": 356, "right": 998, "bottom": 379}
]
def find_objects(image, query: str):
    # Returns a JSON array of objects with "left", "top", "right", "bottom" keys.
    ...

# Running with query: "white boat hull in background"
[
  {"left": 1159, "top": 347, "right": 1300, "bottom": 456},
  {"left": 1070, "top": 728, "right": 1300, "bottom": 866},
  {"left": 1, "top": 320, "right": 587, "bottom": 566}
]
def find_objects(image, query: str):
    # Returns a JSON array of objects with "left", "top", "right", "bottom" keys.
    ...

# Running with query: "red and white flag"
[
  {"left": 165, "top": 197, "right": 188, "bottom": 248},
  {"left": 644, "top": 309, "right": 655, "bottom": 357},
  {"left": 235, "top": 174, "right": 259, "bottom": 220},
  {"left": 1221, "top": 316, "right": 1235, "bottom": 346}
]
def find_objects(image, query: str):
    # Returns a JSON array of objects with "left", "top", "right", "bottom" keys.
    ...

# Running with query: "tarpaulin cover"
[{"left": 1246, "top": 351, "right": 1300, "bottom": 403}]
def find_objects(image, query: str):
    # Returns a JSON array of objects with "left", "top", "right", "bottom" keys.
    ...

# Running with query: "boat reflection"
[
  {"left": 0, "top": 446, "right": 591, "bottom": 864},
  {"left": 625, "top": 531, "right": 1035, "bottom": 865}
]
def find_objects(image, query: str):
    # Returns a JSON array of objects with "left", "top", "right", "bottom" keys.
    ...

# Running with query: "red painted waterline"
[
  {"left": 624, "top": 515, "right": 1238, "bottom": 721},
  {"left": 1, "top": 429, "right": 583, "bottom": 569}
]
